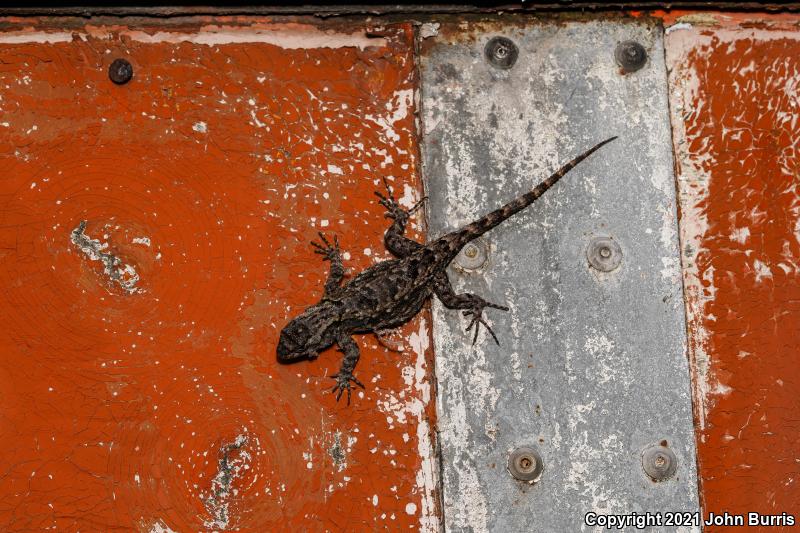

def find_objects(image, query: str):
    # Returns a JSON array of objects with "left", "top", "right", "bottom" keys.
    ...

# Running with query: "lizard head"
[{"left": 277, "top": 316, "right": 319, "bottom": 361}]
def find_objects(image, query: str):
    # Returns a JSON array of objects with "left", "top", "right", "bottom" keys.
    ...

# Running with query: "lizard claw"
[
  {"left": 310, "top": 232, "right": 340, "bottom": 261},
  {"left": 409, "top": 196, "right": 428, "bottom": 215},
  {"left": 373, "top": 178, "right": 425, "bottom": 223},
  {"left": 462, "top": 300, "right": 508, "bottom": 345},
  {"left": 329, "top": 372, "right": 365, "bottom": 405}
]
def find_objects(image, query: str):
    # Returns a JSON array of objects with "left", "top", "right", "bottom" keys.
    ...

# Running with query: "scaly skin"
[{"left": 276, "top": 137, "right": 617, "bottom": 404}]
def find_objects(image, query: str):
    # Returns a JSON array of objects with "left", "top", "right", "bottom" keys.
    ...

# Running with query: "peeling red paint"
[
  {"left": 0, "top": 20, "right": 437, "bottom": 532},
  {"left": 667, "top": 16, "right": 800, "bottom": 529}
]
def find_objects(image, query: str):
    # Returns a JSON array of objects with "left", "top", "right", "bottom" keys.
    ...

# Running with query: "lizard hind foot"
[
  {"left": 463, "top": 301, "right": 509, "bottom": 346},
  {"left": 329, "top": 372, "right": 365, "bottom": 405}
]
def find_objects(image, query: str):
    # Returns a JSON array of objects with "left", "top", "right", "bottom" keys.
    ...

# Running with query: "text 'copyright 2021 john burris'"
[{"left": 584, "top": 511, "right": 796, "bottom": 529}]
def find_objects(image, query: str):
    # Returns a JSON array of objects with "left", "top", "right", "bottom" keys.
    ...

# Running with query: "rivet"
[
  {"left": 454, "top": 238, "right": 489, "bottom": 272},
  {"left": 641, "top": 444, "right": 677, "bottom": 482},
  {"left": 615, "top": 41, "right": 647, "bottom": 73},
  {"left": 587, "top": 237, "right": 622, "bottom": 272},
  {"left": 485, "top": 37, "right": 519, "bottom": 70},
  {"left": 508, "top": 446, "right": 544, "bottom": 483},
  {"left": 109, "top": 58, "right": 133, "bottom": 85}
]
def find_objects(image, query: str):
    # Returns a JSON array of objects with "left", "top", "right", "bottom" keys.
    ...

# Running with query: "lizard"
[{"left": 277, "top": 137, "right": 617, "bottom": 403}]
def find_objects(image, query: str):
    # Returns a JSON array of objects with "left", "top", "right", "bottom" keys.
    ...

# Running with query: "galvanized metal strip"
[{"left": 420, "top": 19, "right": 700, "bottom": 531}]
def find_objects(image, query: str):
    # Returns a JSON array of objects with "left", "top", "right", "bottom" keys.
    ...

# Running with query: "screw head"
[
  {"left": 454, "top": 238, "right": 489, "bottom": 273},
  {"left": 641, "top": 444, "right": 677, "bottom": 482},
  {"left": 508, "top": 446, "right": 544, "bottom": 483},
  {"left": 485, "top": 37, "right": 519, "bottom": 70},
  {"left": 615, "top": 41, "right": 647, "bottom": 73},
  {"left": 109, "top": 58, "right": 133, "bottom": 85},
  {"left": 587, "top": 237, "right": 622, "bottom": 272}
]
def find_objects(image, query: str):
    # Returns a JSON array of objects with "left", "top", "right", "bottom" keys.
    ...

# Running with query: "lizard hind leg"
[
  {"left": 433, "top": 272, "right": 509, "bottom": 346},
  {"left": 373, "top": 329, "right": 405, "bottom": 352}
]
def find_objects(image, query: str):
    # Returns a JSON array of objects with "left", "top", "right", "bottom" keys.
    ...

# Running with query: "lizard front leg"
[
  {"left": 374, "top": 178, "right": 426, "bottom": 258},
  {"left": 310, "top": 232, "right": 345, "bottom": 298},
  {"left": 330, "top": 333, "right": 365, "bottom": 404},
  {"left": 432, "top": 271, "right": 509, "bottom": 345}
]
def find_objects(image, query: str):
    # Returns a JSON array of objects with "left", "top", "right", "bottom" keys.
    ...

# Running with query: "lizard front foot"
[
  {"left": 330, "top": 372, "right": 365, "bottom": 405},
  {"left": 463, "top": 300, "right": 509, "bottom": 345},
  {"left": 310, "top": 232, "right": 340, "bottom": 262}
]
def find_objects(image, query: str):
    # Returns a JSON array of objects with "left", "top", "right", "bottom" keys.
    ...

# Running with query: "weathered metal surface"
[
  {"left": 420, "top": 19, "right": 699, "bottom": 531},
  {"left": 666, "top": 14, "right": 800, "bottom": 528},
  {"left": 0, "top": 20, "right": 438, "bottom": 531}
]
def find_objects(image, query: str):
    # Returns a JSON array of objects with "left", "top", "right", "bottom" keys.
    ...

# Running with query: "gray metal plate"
[{"left": 419, "top": 19, "right": 699, "bottom": 532}]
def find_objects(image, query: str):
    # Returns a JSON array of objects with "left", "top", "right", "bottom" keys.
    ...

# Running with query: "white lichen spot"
[
  {"left": 193, "top": 121, "right": 208, "bottom": 133},
  {"left": 202, "top": 434, "right": 250, "bottom": 530},
  {"left": 70, "top": 221, "right": 142, "bottom": 294}
]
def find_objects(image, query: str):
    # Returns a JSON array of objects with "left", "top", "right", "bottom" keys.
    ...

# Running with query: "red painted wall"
[
  {"left": 667, "top": 14, "right": 800, "bottom": 530},
  {"left": 0, "top": 19, "right": 438, "bottom": 532}
]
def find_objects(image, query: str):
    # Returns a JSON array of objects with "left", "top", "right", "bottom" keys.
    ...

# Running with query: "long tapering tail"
[{"left": 439, "top": 136, "right": 617, "bottom": 256}]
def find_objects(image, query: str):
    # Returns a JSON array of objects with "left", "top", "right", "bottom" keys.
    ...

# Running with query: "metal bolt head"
[
  {"left": 587, "top": 237, "right": 622, "bottom": 272},
  {"left": 641, "top": 444, "right": 677, "bottom": 482},
  {"left": 454, "top": 238, "right": 489, "bottom": 272},
  {"left": 508, "top": 446, "right": 544, "bottom": 483},
  {"left": 109, "top": 58, "right": 133, "bottom": 85},
  {"left": 485, "top": 37, "right": 519, "bottom": 70},
  {"left": 615, "top": 41, "right": 647, "bottom": 73}
]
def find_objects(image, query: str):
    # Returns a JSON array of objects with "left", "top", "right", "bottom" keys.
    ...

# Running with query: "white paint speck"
[
  {"left": 149, "top": 520, "right": 178, "bottom": 533},
  {"left": 753, "top": 259, "right": 773, "bottom": 282}
]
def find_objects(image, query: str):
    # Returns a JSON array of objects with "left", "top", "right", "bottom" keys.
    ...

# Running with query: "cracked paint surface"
[
  {"left": 667, "top": 14, "right": 800, "bottom": 526},
  {"left": 0, "top": 18, "right": 437, "bottom": 531}
]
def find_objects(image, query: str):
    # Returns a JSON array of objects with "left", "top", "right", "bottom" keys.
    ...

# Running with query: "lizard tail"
[{"left": 439, "top": 136, "right": 617, "bottom": 256}]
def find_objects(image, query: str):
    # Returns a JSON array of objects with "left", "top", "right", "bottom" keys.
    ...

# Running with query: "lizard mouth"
[
  {"left": 277, "top": 336, "right": 309, "bottom": 362},
  {"left": 276, "top": 337, "right": 296, "bottom": 361}
]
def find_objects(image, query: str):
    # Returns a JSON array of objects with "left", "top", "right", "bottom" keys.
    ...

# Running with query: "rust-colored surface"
[
  {"left": 667, "top": 15, "right": 800, "bottom": 529},
  {"left": 0, "top": 19, "right": 438, "bottom": 532}
]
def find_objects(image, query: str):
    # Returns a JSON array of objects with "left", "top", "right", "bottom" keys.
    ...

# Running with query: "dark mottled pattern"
[{"left": 277, "top": 137, "right": 616, "bottom": 402}]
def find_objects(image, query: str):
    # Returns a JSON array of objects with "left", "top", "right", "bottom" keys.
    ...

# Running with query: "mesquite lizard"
[{"left": 277, "top": 137, "right": 616, "bottom": 403}]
